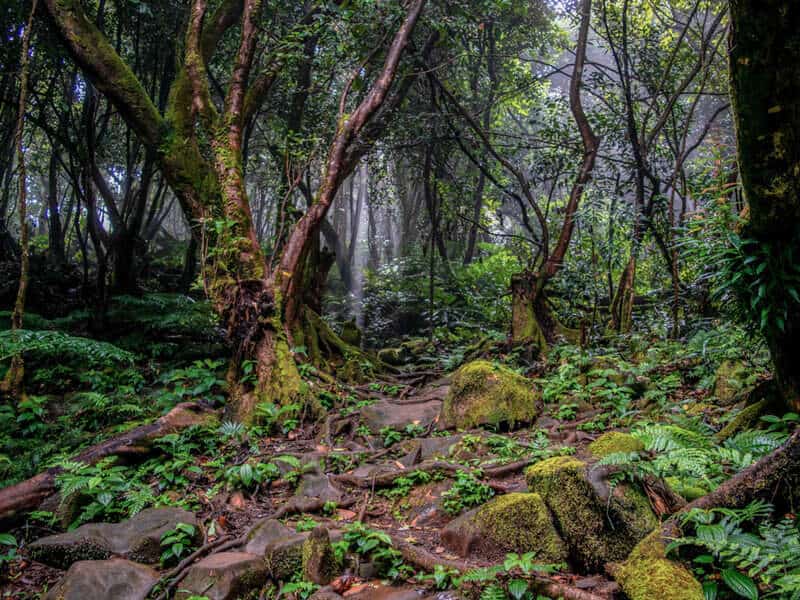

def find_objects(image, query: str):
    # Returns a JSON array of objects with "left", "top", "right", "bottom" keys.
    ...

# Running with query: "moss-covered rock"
[
  {"left": 175, "top": 552, "right": 268, "bottom": 600},
  {"left": 712, "top": 359, "right": 751, "bottom": 405},
  {"left": 716, "top": 398, "right": 768, "bottom": 441},
  {"left": 441, "top": 493, "right": 567, "bottom": 562},
  {"left": 442, "top": 360, "right": 541, "bottom": 430},
  {"left": 377, "top": 347, "right": 411, "bottom": 366},
  {"left": 339, "top": 320, "right": 362, "bottom": 347},
  {"left": 588, "top": 431, "right": 644, "bottom": 459},
  {"left": 665, "top": 477, "right": 708, "bottom": 502},
  {"left": 614, "top": 531, "right": 703, "bottom": 600},
  {"left": 525, "top": 456, "right": 657, "bottom": 571},
  {"left": 302, "top": 526, "right": 339, "bottom": 585}
]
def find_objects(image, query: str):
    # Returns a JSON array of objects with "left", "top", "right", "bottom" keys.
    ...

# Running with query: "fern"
[
  {"left": 479, "top": 584, "right": 508, "bottom": 600},
  {"left": 0, "top": 330, "right": 135, "bottom": 366}
]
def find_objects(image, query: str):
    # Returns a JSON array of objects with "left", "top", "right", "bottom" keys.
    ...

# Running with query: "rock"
[
  {"left": 175, "top": 552, "right": 268, "bottom": 600},
  {"left": 378, "top": 347, "right": 411, "bottom": 366},
  {"left": 712, "top": 359, "right": 751, "bottom": 405},
  {"left": 398, "top": 435, "right": 462, "bottom": 466},
  {"left": 296, "top": 474, "right": 343, "bottom": 503},
  {"left": 345, "top": 583, "right": 429, "bottom": 600},
  {"left": 361, "top": 398, "right": 442, "bottom": 433},
  {"left": 587, "top": 431, "right": 644, "bottom": 459},
  {"left": 340, "top": 320, "right": 362, "bottom": 347},
  {"left": 241, "top": 518, "right": 340, "bottom": 581},
  {"left": 613, "top": 531, "right": 703, "bottom": 600},
  {"left": 525, "top": 456, "right": 657, "bottom": 571},
  {"left": 29, "top": 507, "right": 199, "bottom": 569},
  {"left": 244, "top": 519, "right": 308, "bottom": 581},
  {"left": 44, "top": 558, "right": 158, "bottom": 600},
  {"left": 441, "top": 360, "right": 541, "bottom": 430},
  {"left": 302, "top": 526, "right": 339, "bottom": 585},
  {"left": 441, "top": 492, "right": 566, "bottom": 562}
]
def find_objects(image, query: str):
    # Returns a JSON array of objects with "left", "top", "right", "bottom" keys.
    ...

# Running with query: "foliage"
[
  {"left": 668, "top": 502, "right": 800, "bottom": 599},
  {"left": 160, "top": 522, "right": 197, "bottom": 565},
  {"left": 335, "top": 522, "right": 410, "bottom": 580},
  {"left": 441, "top": 471, "right": 494, "bottom": 515}
]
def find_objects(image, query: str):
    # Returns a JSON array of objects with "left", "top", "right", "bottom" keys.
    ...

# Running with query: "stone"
[
  {"left": 377, "top": 347, "right": 412, "bottom": 366},
  {"left": 340, "top": 320, "right": 362, "bottom": 347},
  {"left": 44, "top": 558, "right": 158, "bottom": 600},
  {"left": 525, "top": 456, "right": 657, "bottom": 571},
  {"left": 441, "top": 492, "right": 566, "bottom": 562},
  {"left": 175, "top": 552, "right": 268, "bottom": 600},
  {"left": 302, "top": 526, "right": 339, "bottom": 585},
  {"left": 29, "top": 507, "right": 199, "bottom": 569},
  {"left": 614, "top": 531, "right": 703, "bottom": 600},
  {"left": 296, "top": 474, "right": 343, "bottom": 503},
  {"left": 587, "top": 431, "right": 644, "bottom": 459},
  {"left": 441, "top": 360, "right": 541, "bottom": 430},
  {"left": 712, "top": 359, "right": 751, "bottom": 406},
  {"left": 361, "top": 398, "right": 442, "bottom": 433}
]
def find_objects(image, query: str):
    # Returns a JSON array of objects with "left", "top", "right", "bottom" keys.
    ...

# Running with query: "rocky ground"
[{"left": 0, "top": 341, "right": 765, "bottom": 600}]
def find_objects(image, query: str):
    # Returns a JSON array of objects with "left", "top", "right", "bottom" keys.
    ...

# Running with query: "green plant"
[
  {"left": 441, "top": 471, "right": 494, "bottom": 515},
  {"left": 668, "top": 501, "right": 800, "bottom": 599},
  {"left": 379, "top": 469, "right": 434, "bottom": 499},
  {"left": 295, "top": 516, "right": 319, "bottom": 532},
  {"left": 336, "top": 522, "right": 410, "bottom": 580},
  {"left": 0, "top": 533, "right": 19, "bottom": 577},
  {"left": 380, "top": 426, "right": 404, "bottom": 447},
  {"left": 160, "top": 522, "right": 197, "bottom": 565},
  {"left": 281, "top": 581, "right": 319, "bottom": 599},
  {"left": 554, "top": 403, "right": 578, "bottom": 421},
  {"left": 253, "top": 402, "right": 301, "bottom": 435}
]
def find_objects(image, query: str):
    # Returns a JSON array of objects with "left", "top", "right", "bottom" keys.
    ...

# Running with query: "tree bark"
[{"left": 729, "top": 0, "right": 800, "bottom": 410}]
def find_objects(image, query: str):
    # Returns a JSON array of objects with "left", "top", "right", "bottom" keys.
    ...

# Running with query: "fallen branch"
[{"left": 0, "top": 402, "right": 216, "bottom": 521}]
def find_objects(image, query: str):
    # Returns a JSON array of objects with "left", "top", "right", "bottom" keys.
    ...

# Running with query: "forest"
[{"left": 0, "top": 0, "right": 799, "bottom": 599}]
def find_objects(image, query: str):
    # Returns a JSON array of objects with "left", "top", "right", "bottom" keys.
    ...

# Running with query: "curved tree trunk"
[{"left": 510, "top": 0, "right": 598, "bottom": 351}]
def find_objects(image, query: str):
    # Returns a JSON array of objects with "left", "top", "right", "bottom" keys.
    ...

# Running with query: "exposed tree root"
[{"left": 387, "top": 532, "right": 613, "bottom": 600}]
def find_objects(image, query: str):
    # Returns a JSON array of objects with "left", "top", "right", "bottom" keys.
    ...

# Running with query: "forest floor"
[{"left": 0, "top": 296, "right": 786, "bottom": 600}]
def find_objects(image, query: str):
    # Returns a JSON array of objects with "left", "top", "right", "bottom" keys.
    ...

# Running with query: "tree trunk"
[{"left": 729, "top": 0, "right": 800, "bottom": 410}]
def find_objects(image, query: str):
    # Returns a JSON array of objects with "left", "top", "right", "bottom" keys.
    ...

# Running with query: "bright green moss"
[
  {"left": 525, "top": 456, "right": 657, "bottom": 571},
  {"left": 615, "top": 531, "right": 703, "bottom": 600},
  {"left": 588, "top": 431, "right": 644, "bottom": 459},
  {"left": 471, "top": 493, "right": 567, "bottom": 562},
  {"left": 442, "top": 360, "right": 541, "bottom": 429}
]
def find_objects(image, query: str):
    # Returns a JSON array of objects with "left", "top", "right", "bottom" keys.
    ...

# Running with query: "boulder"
[
  {"left": 441, "top": 360, "right": 540, "bottom": 430},
  {"left": 361, "top": 398, "right": 442, "bottom": 433},
  {"left": 296, "top": 474, "right": 344, "bottom": 504},
  {"left": 175, "top": 552, "right": 268, "bottom": 600},
  {"left": 29, "top": 507, "right": 199, "bottom": 569},
  {"left": 525, "top": 457, "right": 657, "bottom": 571},
  {"left": 441, "top": 492, "right": 566, "bottom": 562},
  {"left": 302, "top": 526, "right": 339, "bottom": 585},
  {"left": 587, "top": 431, "right": 644, "bottom": 459},
  {"left": 377, "top": 347, "right": 411, "bottom": 366},
  {"left": 613, "top": 531, "right": 703, "bottom": 600},
  {"left": 340, "top": 320, "right": 362, "bottom": 347},
  {"left": 242, "top": 519, "right": 304, "bottom": 581},
  {"left": 712, "top": 359, "right": 751, "bottom": 405},
  {"left": 44, "top": 558, "right": 158, "bottom": 600}
]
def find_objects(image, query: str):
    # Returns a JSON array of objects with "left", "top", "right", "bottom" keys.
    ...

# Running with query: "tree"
[
  {"left": 728, "top": 0, "right": 800, "bottom": 410},
  {"left": 42, "top": 0, "right": 429, "bottom": 421}
]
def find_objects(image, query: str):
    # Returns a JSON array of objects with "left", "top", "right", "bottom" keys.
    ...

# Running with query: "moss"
[
  {"left": 301, "top": 527, "right": 339, "bottom": 585},
  {"left": 472, "top": 493, "right": 567, "bottom": 562},
  {"left": 665, "top": 477, "right": 708, "bottom": 501},
  {"left": 716, "top": 398, "right": 768, "bottom": 441},
  {"left": 442, "top": 360, "right": 541, "bottom": 430},
  {"left": 712, "top": 360, "right": 749, "bottom": 405},
  {"left": 588, "top": 431, "right": 644, "bottom": 459},
  {"left": 339, "top": 320, "right": 361, "bottom": 347},
  {"left": 614, "top": 531, "right": 703, "bottom": 600},
  {"left": 525, "top": 456, "right": 656, "bottom": 571}
]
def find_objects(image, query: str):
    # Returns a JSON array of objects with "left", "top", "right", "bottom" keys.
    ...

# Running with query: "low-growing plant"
[{"left": 441, "top": 471, "right": 494, "bottom": 515}]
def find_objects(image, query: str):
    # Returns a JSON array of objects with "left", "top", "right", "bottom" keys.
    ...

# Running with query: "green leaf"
[
  {"left": 508, "top": 578, "right": 529, "bottom": 600},
  {"left": 703, "top": 580, "right": 718, "bottom": 600},
  {"left": 721, "top": 569, "right": 758, "bottom": 599},
  {"left": 0, "top": 533, "right": 17, "bottom": 546}
]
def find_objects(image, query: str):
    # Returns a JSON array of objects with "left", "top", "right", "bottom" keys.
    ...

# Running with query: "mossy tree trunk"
[
  {"left": 510, "top": 0, "right": 599, "bottom": 350},
  {"left": 729, "top": 0, "right": 800, "bottom": 410},
  {"left": 1, "top": 0, "right": 37, "bottom": 401},
  {"left": 42, "top": 0, "right": 429, "bottom": 422}
]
